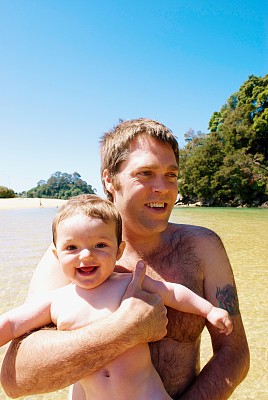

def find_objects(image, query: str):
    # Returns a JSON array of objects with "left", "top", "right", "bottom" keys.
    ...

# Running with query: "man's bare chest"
[{"left": 146, "top": 260, "right": 205, "bottom": 342}]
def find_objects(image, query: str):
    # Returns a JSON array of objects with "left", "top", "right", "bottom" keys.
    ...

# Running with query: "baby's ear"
[
  {"left": 117, "top": 241, "right": 126, "bottom": 260},
  {"left": 52, "top": 246, "right": 59, "bottom": 259}
]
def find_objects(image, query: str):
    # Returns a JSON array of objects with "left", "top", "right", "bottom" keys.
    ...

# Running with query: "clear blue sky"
[{"left": 0, "top": 0, "right": 267, "bottom": 195}]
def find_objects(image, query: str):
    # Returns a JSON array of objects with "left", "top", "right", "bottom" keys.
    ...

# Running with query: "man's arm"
[
  {"left": 178, "top": 231, "right": 249, "bottom": 400},
  {"left": 1, "top": 262, "right": 168, "bottom": 398},
  {"left": 25, "top": 244, "right": 70, "bottom": 300}
]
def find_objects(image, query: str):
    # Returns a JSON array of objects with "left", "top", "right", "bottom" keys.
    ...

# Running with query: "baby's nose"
[{"left": 80, "top": 248, "right": 92, "bottom": 259}]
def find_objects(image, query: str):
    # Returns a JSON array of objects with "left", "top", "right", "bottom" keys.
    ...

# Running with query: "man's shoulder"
[
  {"left": 168, "top": 221, "right": 219, "bottom": 240},
  {"left": 167, "top": 222, "right": 224, "bottom": 259}
]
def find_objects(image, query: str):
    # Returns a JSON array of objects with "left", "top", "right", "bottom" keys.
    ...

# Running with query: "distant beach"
[{"left": 0, "top": 198, "right": 66, "bottom": 210}]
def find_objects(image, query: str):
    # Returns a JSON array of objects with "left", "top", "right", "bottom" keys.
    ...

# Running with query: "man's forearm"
[
  {"left": 1, "top": 293, "right": 167, "bottom": 397},
  {"left": 177, "top": 330, "right": 250, "bottom": 399},
  {"left": 1, "top": 310, "right": 142, "bottom": 397}
]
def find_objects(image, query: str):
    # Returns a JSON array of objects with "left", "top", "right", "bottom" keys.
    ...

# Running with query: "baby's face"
[{"left": 55, "top": 214, "right": 124, "bottom": 289}]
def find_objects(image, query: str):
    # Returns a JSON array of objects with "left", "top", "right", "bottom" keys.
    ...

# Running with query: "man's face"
[{"left": 107, "top": 135, "right": 179, "bottom": 237}]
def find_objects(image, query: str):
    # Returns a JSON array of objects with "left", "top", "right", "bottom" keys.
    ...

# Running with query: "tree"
[
  {"left": 179, "top": 74, "right": 268, "bottom": 206},
  {"left": 27, "top": 172, "right": 96, "bottom": 199},
  {"left": 0, "top": 186, "right": 16, "bottom": 198},
  {"left": 179, "top": 132, "right": 225, "bottom": 205}
]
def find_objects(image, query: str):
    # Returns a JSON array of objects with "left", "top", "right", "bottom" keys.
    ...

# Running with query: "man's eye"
[
  {"left": 167, "top": 173, "right": 178, "bottom": 179},
  {"left": 139, "top": 171, "right": 151, "bottom": 176}
]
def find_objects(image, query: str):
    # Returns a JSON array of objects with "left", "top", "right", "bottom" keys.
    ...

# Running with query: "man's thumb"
[{"left": 132, "top": 260, "right": 146, "bottom": 288}]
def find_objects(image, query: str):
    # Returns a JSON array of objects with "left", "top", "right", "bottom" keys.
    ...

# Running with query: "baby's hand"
[{"left": 207, "top": 307, "right": 233, "bottom": 335}]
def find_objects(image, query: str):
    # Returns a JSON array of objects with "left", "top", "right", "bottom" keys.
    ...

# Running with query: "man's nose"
[{"left": 152, "top": 176, "right": 169, "bottom": 193}]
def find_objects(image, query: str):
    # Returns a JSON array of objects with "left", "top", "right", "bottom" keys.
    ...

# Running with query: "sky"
[{"left": 0, "top": 0, "right": 267, "bottom": 196}]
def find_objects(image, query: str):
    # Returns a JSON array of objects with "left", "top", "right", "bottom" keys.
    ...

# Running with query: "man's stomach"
[{"left": 150, "top": 336, "right": 202, "bottom": 398}]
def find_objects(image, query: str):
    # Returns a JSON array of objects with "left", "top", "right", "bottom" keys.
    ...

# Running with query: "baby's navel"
[{"left": 103, "top": 369, "right": 110, "bottom": 378}]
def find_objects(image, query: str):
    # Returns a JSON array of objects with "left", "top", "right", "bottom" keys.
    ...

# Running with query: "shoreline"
[{"left": 0, "top": 197, "right": 67, "bottom": 210}]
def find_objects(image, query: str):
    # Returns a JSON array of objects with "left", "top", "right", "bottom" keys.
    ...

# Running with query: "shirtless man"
[{"left": 1, "top": 118, "right": 249, "bottom": 399}]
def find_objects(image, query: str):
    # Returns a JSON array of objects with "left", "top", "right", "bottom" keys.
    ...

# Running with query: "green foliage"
[
  {"left": 0, "top": 186, "right": 16, "bottom": 198},
  {"left": 179, "top": 74, "right": 268, "bottom": 206},
  {"left": 27, "top": 172, "right": 96, "bottom": 199}
]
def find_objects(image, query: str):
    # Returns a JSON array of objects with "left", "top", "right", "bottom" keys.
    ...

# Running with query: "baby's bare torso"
[{"left": 50, "top": 273, "right": 171, "bottom": 400}]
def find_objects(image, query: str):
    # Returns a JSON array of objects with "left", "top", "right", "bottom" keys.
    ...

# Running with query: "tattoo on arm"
[{"left": 216, "top": 284, "right": 240, "bottom": 316}]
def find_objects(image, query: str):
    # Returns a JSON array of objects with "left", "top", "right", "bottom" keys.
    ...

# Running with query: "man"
[{"left": 1, "top": 118, "right": 249, "bottom": 399}]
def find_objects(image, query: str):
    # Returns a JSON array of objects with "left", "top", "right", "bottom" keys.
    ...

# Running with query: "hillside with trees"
[
  {"left": 25, "top": 171, "right": 96, "bottom": 199},
  {"left": 0, "top": 186, "right": 16, "bottom": 198},
  {"left": 178, "top": 74, "right": 268, "bottom": 206}
]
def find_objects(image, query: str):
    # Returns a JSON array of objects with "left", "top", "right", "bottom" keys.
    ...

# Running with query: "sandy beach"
[{"left": 0, "top": 197, "right": 67, "bottom": 210}]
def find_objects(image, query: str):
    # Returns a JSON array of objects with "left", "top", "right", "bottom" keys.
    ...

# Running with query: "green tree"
[
  {"left": 27, "top": 172, "right": 96, "bottom": 199},
  {"left": 179, "top": 74, "right": 268, "bottom": 206},
  {"left": 0, "top": 186, "right": 16, "bottom": 198},
  {"left": 179, "top": 132, "right": 225, "bottom": 205}
]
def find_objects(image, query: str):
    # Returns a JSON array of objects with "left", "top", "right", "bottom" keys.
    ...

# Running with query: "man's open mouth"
[{"left": 146, "top": 202, "right": 166, "bottom": 209}]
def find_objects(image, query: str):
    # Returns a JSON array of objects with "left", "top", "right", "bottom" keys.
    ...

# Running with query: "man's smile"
[{"left": 146, "top": 202, "right": 166, "bottom": 209}]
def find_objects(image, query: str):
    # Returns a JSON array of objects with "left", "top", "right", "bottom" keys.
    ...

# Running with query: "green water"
[
  {"left": 171, "top": 207, "right": 268, "bottom": 400},
  {"left": 0, "top": 207, "right": 267, "bottom": 399}
]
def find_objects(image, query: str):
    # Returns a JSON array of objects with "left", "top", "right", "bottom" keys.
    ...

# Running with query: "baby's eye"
[
  {"left": 96, "top": 243, "right": 107, "bottom": 249},
  {"left": 66, "top": 245, "right": 77, "bottom": 251}
]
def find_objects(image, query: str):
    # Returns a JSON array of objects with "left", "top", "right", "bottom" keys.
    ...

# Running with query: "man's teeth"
[
  {"left": 80, "top": 266, "right": 96, "bottom": 272},
  {"left": 147, "top": 203, "right": 165, "bottom": 208}
]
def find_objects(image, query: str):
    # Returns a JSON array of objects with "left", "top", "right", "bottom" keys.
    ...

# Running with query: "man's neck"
[{"left": 120, "top": 227, "right": 169, "bottom": 270}]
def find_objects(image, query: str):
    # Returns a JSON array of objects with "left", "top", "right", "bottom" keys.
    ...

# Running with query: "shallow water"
[
  {"left": 171, "top": 207, "right": 268, "bottom": 399},
  {"left": 0, "top": 207, "right": 267, "bottom": 399}
]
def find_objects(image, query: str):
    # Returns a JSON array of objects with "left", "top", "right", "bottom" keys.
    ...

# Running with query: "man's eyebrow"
[
  {"left": 137, "top": 163, "right": 179, "bottom": 171},
  {"left": 168, "top": 165, "right": 179, "bottom": 171}
]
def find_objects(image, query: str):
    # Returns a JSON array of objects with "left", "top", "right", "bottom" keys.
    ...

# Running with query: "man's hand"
[{"left": 121, "top": 260, "right": 168, "bottom": 343}]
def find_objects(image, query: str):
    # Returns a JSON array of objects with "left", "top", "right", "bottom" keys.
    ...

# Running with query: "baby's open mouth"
[{"left": 78, "top": 266, "right": 98, "bottom": 275}]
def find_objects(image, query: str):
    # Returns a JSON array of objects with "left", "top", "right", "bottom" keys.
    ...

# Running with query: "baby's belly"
[{"left": 79, "top": 343, "right": 170, "bottom": 400}]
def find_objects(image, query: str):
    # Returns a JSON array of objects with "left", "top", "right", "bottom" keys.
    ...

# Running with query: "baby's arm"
[
  {"left": 143, "top": 276, "right": 233, "bottom": 335},
  {"left": 0, "top": 297, "right": 52, "bottom": 347}
]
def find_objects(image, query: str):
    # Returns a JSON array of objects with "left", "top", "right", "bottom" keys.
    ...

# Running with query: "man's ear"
[{"left": 103, "top": 169, "right": 115, "bottom": 195}]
